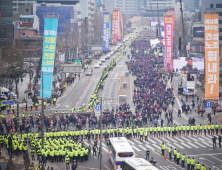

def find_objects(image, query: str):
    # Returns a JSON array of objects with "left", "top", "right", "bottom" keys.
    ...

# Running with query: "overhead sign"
[
  {"left": 204, "top": 14, "right": 219, "bottom": 100},
  {"left": 95, "top": 104, "right": 101, "bottom": 110},
  {"left": 206, "top": 101, "right": 212, "bottom": 107},
  {"left": 2, "top": 101, "right": 14, "bottom": 105},
  {"left": 40, "top": 18, "right": 58, "bottom": 98},
  {"left": 103, "top": 12, "right": 110, "bottom": 51},
  {"left": 164, "top": 15, "right": 173, "bottom": 71},
  {"left": 193, "top": 27, "right": 204, "bottom": 37},
  {"left": 74, "top": 60, "right": 81, "bottom": 63}
]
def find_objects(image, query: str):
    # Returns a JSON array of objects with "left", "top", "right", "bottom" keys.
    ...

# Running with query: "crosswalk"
[{"left": 83, "top": 135, "right": 220, "bottom": 159}]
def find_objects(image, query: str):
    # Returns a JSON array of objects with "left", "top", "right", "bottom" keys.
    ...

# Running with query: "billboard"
[
  {"left": 40, "top": 18, "right": 58, "bottom": 98},
  {"left": 204, "top": 14, "right": 219, "bottom": 100},
  {"left": 103, "top": 12, "right": 110, "bottom": 51},
  {"left": 173, "top": 57, "right": 205, "bottom": 74},
  {"left": 164, "top": 15, "right": 173, "bottom": 71},
  {"left": 120, "top": 10, "right": 124, "bottom": 40},
  {"left": 111, "top": 10, "right": 119, "bottom": 44},
  {"left": 193, "top": 27, "right": 204, "bottom": 37},
  {"left": 150, "top": 20, "right": 164, "bottom": 28}
]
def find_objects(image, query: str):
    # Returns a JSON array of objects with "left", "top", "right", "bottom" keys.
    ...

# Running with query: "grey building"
[
  {"left": 103, "top": 0, "right": 116, "bottom": 13},
  {"left": 116, "top": 0, "right": 138, "bottom": 16},
  {"left": 200, "top": 0, "right": 222, "bottom": 46},
  {"left": 183, "top": 0, "right": 199, "bottom": 12}
]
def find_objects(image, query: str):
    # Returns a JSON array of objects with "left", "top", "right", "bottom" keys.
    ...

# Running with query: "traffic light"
[
  {"left": 179, "top": 37, "right": 181, "bottom": 50},
  {"left": 156, "top": 28, "right": 158, "bottom": 37}
]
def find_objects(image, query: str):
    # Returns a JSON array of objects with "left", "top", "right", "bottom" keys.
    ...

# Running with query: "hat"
[{"left": 186, "top": 57, "right": 193, "bottom": 61}]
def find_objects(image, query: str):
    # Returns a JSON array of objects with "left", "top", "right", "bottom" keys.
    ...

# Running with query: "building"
[
  {"left": 116, "top": 0, "right": 138, "bottom": 16},
  {"left": 0, "top": 0, "right": 13, "bottom": 48},
  {"left": 12, "top": 0, "right": 79, "bottom": 13},
  {"left": 14, "top": 15, "right": 39, "bottom": 39},
  {"left": 103, "top": 0, "right": 116, "bottom": 13},
  {"left": 138, "top": 0, "right": 147, "bottom": 8},
  {"left": 200, "top": 0, "right": 222, "bottom": 53},
  {"left": 36, "top": 3, "right": 80, "bottom": 38},
  {"left": 13, "top": 5, "right": 33, "bottom": 21},
  {"left": 182, "top": 0, "right": 199, "bottom": 12}
]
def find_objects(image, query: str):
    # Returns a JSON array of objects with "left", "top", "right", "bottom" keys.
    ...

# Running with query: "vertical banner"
[
  {"left": 164, "top": 15, "right": 173, "bottom": 71},
  {"left": 40, "top": 18, "right": 58, "bottom": 98},
  {"left": 204, "top": 14, "right": 219, "bottom": 100},
  {"left": 103, "top": 12, "right": 110, "bottom": 51},
  {"left": 120, "top": 10, "right": 124, "bottom": 40},
  {"left": 117, "top": 10, "right": 121, "bottom": 40},
  {"left": 169, "top": 9, "right": 175, "bottom": 27},
  {"left": 112, "top": 10, "right": 118, "bottom": 44}
]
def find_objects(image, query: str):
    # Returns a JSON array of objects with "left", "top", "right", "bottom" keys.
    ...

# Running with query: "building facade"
[{"left": 116, "top": 0, "right": 138, "bottom": 16}]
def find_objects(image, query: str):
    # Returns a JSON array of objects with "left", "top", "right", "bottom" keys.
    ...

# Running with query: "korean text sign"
[
  {"left": 103, "top": 12, "right": 110, "bottom": 51},
  {"left": 204, "top": 14, "right": 219, "bottom": 100},
  {"left": 112, "top": 10, "right": 119, "bottom": 44},
  {"left": 40, "top": 18, "right": 58, "bottom": 98},
  {"left": 164, "top": 15, "right": 173, "bottom": 71}
]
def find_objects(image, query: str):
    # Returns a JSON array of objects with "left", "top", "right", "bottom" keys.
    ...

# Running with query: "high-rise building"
[
  {"left": 116, "top": 0, "right": 138, "bottom": 16},
  {"left": 103, "top": 0, "right": 116, "bottom": 13},
  {"left": 0, "top": 0, "right": 13, "bottom": 48}
]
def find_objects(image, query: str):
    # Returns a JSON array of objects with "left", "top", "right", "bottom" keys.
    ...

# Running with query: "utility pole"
[
  {"left": 41, "top": 71, "right": 44, "bottom": 149},
  {"left": 180, "top": 0, "right": 186, "bottom": 56},
  {"left": 100, "top": 97, "right": 102, "bottom": 170},
  {"left": 16, "top": 80, "right": 19, "bottom": 132},
  {"left": 157, "top": 2, "right": 161, "bottom": 38},
  {"left": 150, "top": 0, "right": 154, "bottom": 21}
]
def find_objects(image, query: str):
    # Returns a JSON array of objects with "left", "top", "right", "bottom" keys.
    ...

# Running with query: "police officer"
[
  {"left": 177, "top": 151, "right": 180, "bottom": 165},
  {"left": 218, "top": 135, "right": 221, "bottom": 147},
  {"left": 212, "top": 136, "right": 217, "bottom": 148},
  {"left": 146, "top": 148, "right": 150, "bottom": 160},
  {"left": 181, "top": 154, "right": 185, "bottom": 167},
  {"left": 161, "top": 142, "right": 165, "bottom": 156},
  {"left": 93, "top": 145, "right": 96, "bottom": 156},
  {"left": 201, "top": 164, "right": 206, "bottom": 170},
  {"left": 168, "top": 147, "right": 172, "bottom": 159},
  {"left": 187, "top": 156, "right": 191, "bottom": 170},
  {"left": 196, "top": 162, "right": 201, "bottom": 170},
  {"left": 174, "top": 148, "right": 177, "bottom": 162},
  {"left": 65, "top": 155, "right": 70, "bottom": 169},
  {"left": 191, "top": 157, "right": 195, "bottom": 170}
]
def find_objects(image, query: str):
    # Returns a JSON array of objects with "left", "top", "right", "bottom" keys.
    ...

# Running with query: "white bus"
[
  {"left": 121, "top": 158, "right": 159, "bottom": 170},
  {"left": 109, "top": 137, "right": 135, "bottom": 170}
]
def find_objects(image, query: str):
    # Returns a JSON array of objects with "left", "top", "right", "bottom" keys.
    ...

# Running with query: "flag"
[
  {"left": 136, "top": 49, "right": 138, "bottom": 53},
  {"left": 144, "top": 51, "right": 147, "bottom": 54}
]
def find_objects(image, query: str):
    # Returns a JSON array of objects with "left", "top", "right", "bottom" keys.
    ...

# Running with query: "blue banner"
[
  {"left": 40, "top": 18, "right": 58, "bottom": 98},
  {"left": 103, "top": 12, "right": 110, "bottom": 51},
  {"left": 97, "top": 0, "right": 102, "bottom": 5}
]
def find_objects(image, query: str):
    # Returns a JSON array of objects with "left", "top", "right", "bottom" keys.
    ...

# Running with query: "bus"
[
  {"left": 121, "top": 158, "right": 159, "bottom": 170},
  {"left": 109, "top": 137, "right": 135, "bottom": 170}
]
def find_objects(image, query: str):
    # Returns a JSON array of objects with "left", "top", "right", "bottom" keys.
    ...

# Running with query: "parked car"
[{"left": 85, "top": 70, "right": 92, "bottom": 76}]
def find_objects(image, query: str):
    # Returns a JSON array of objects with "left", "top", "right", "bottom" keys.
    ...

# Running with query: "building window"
[
  {"left": 18, "top": 3, "right": 26, "bottom": 6},
  {"left": 216, "top": 4, "right": 222, "bottom": 8},
  {"left": 219, "top": 20, "right": 222, "bottom": 24},
  {"left": 219, "top": 28, "right": 222, "bottom": 32},
  {"left": 219, "top": 12, "right": 222, "bottom": 16},
  {"left": 210, "top": 4, "right": 214, "bottom": 8},
  {"left": 219, "top": 36, "right": 222, "bottom": 40},
  {"left": 27, "top": 3, "right": 33, "bottom": 5}
]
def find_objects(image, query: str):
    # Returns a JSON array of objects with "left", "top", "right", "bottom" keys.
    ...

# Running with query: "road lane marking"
[
  {"left": 187, "top": 142, "right": 199, "bottom": 148},
  {"left": 194, "top": 142, "right": 206, "bottom": 147},
  {"left": 132, "top": 139, "right": 142, "bottom": 145},
  {"left": 180, "top": 143, "right": 192, "bottom": 148},
  {"left": 128, "top": 140, "right": 136, "bottom": 145},
  {"left": 173, "top": 143, "right": 184, "bottom": 149},
  {"left": 131, "top": 145, "right": 141, "bottom": 151}
]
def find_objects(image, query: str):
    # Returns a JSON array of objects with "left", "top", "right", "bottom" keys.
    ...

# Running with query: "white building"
[
  {"left": 13, "top": 0, "right": 35, "bottom": 13},
  {"left": 116, "top": 0, "right": 138, "bottom": 16}
]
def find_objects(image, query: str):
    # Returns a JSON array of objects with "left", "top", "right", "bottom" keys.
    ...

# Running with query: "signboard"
[
  {"left": 95, "top": 104, "right": 101, "bottom": 110},
  {"left": 164, "top": 15, "right": 173, "bottom": 71},
  {"left": 111, "top": 10, "right": 119, "bottom": 44},
  {"left": 91, "top": 46, "right": 102, "bottom": 51},
  {"left": 205, "top": 107, "right": 212, "bottom": 113},
  {"left": 97, "top": 0, "right": 102, "bottom": 5},
  {"left": 193, "top": 27, "right": 204, "bottom": 37},
  {"left": 103, "top": 12, "right": 110, "bottom": 51},
  {"left": 206, "top": 101, "right": 211, "bottom": 107},
  {"left": 183, "top": 87, "right": 189, "bottom": 94},
  {"left": 2, "top": 100, "right": 14, "bottom": 105},
  {"left": 74, "top": 60, "right": 81, "bottom": 63},
  {"left": 204, "top": 14, "right": 219, "bottom": 100},
  {"left": 169, "top": 9, "right": 175, "bottom": 27},
  {"left": 24, "top": 58, "right": 41, "bottom": 62},
  {"left": 40, "top": 18, "right": 58, "bottom": 98}
]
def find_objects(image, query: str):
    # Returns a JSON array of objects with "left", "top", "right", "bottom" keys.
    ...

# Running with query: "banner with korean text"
[
  {"left": 103, "top": 12, "right": 110, "bottom": 51},
  {"left": 169, "top": 9, "right": 175, "bottom": 27},
  {"left": 40, "top": 18, "right": 58, "bottom": 98},
  {"left": 204, "top": 14, "right": 219, "bottom": 100},
  {"left": 164, "top": 15, "right": 173, "bottom": 71},
  {"left": 112, "top": 10, "right": 119, "bottom": 44}
]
